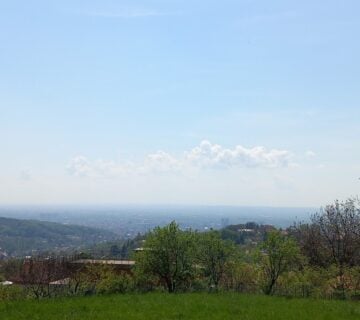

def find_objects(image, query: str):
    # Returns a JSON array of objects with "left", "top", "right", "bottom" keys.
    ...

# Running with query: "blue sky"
[{"left": 1, "top": 0, "right": 359, "bottom": 206}]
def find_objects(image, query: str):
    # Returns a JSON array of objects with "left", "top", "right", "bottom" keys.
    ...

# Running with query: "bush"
[
  {"left": 97, "top": 272, "right": 133, "bottom": 294},
  {"left": 222, "top": 262, "right": 259, "bottom": 293},
  {"left": 0, "top": 285, "right": 25, "bottom": 301}
]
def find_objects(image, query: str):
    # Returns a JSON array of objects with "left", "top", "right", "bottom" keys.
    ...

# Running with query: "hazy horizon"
[
  {"left": 0, "top": 203, "right": 317, "bottom": 211},
  {"left": 0, "top": 204, "right": 316, "bottom": 229}
]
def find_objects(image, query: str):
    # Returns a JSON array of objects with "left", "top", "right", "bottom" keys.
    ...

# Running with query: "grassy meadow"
[{"left": 1, "top": 293, "right": 359, "bottom": 320}]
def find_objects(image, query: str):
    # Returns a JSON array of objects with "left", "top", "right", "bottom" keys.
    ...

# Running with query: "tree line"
[{"left": 1, "top": 198, "right": 360, "bottom": 300}]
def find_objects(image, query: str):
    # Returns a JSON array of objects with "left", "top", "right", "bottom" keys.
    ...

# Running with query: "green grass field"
[{"left": 1, "top": 293, "right": 359, "bottom": 320}]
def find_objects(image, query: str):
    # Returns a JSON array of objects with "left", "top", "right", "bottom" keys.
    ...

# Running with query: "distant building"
[
  {"left": 237, "top": 228, "right": 255, "bottom": 233},
  {"left": 11, "top": 256, "right": 136, "bottom": 285},
  {"left": 70, "top": 259, "right": 135, "bottom": 274}
]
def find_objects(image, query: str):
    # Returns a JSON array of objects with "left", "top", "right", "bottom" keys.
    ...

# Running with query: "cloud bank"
[{"left": 67, "top": 141, "right": 293, "bottom": 179}]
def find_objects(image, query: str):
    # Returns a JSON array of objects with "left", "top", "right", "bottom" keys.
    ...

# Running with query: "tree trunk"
[
  {"left": 264, "top": 278, "right": 276, "bottom": 295},
  {"left": 166, "top": 279, "right": 175, "bottom": 293}
]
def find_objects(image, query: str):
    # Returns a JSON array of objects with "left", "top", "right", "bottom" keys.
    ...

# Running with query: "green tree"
[
  {"left": 258, "top": 230, "right": 300, "bottom": 295},
  {"left": 110, "top": 245, "right": 120, "bottom": 257},
  {"left": 135, "top": 221, "right": 196, "bottom": 293},
  {"left": 197, "top": 231, "right": 235, "bottom": 290},
  {"left": 97, "top": 268, "right": 133, "bottom": 295}
]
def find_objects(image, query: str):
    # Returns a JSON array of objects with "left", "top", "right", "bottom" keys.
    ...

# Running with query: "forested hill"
[{"left": 0, "top": 217, "right": 117, "bottom": 256}]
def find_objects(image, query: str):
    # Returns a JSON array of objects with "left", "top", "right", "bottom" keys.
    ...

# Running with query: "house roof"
[{"left": 71, "top": 259, "right": 135, "bottom": 266}]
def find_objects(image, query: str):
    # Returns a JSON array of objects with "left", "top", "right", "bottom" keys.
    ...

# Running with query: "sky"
[{"left": 1, "top": 0, "right": 359, "bottom": 207}]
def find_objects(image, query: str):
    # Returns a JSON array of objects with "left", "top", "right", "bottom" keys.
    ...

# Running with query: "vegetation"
[
  {"left": 292, "top": 198, "right": 360, "bottom": 298},
  {"left": 258, "top": 230, "right": 300, "bottom": 295},
  {"left": 220, "top": 222, "right": 274, "bottom": 245},
  {"left": 135, "top": 221, "right": 196, "bottom": 293},
  {"left": 1, "top": 197, "right": 360, "bottom": 305},
  {"left": 196, "top": 230, "right": 235, "bottom": 290},
  {"left": 1, "top": 293, "right": 359, "bottom": 320},
  {"left": 0, "top": 217, "right": 117, "bottom": 256},
  {"left": 86, "top": 234, "right": 145, "bottom": 259}
]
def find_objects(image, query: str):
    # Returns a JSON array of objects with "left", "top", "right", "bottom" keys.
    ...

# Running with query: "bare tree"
[
  {"left": 19, "top": 257, "right": 70, "bottom": 299},
  {"left": 295, "top": 198, "right": 360, "bottom": 298},
  {"left": 297, "top": 199, "right": 360, "bottom": 268}
]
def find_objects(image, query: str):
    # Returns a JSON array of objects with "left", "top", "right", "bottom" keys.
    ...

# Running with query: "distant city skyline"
[{"left": 1, "top": 1, "right": 359, "bottom": 206}]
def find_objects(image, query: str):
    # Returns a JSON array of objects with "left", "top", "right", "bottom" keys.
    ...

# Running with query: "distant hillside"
[
  {"left": 220, "top": 222, "right": 276, "bottom": 246},
  {"left": 0, "top": 217, "right": 117, "bottom": 256}
]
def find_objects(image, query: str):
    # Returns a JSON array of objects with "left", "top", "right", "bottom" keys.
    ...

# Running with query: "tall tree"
[
  {"left": 197, "top": 231, "right": 235, "bottom": 290},
  {"left": 258, "top": 230, "right": 300, "bottom": 295},
  {"left": 135, "top": 221, "right": 195, "bottom": 293}
]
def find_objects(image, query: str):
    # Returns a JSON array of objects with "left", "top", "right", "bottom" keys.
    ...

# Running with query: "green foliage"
[
  {"left": 0, "top": 217, "right": 116, "bottom": 256},
  {"left": 2, "top": 197, "right": 360, "bottom": 302},
  {"left": 258, "top": 231, "right": 301, "bottom": 295},
  {"left": 135, "top": 221, "right": 196, "bottom": 293},
  {"left": 220, "top": 223, "right": 275, "bottom": 245},
  {"left": 196, "top": 231, "right": 235, "bottom": 290},
  {"left": 346, "top": 266, "right": 360, "bottom": 298},
  {"left": 223, "top": 261, "right": 260, "bottom": 293},
  {"left": 96, "top": 270, "right": 133, "bottom": 295},
  {"left": 89, "top": 235, "right": 145, "bottom": 259},
  {"left": 0, "top": 285, "right": 25, "bottom": 301}
]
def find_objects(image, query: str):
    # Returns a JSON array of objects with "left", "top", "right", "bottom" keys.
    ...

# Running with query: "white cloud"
[
  {"left": 67, "top": 156, "right": 94, "bottom": 177},
  {"left": 67, "top": 141, "right": 294, "bottom": 178},
  {"left": 142, "top": 151, "right": 182, "bottom": 173},
  {"left": 185, "top": 140, "right": 292, "bottom": 169},
  {"left": 305, "top": 150, "right": 316, "bottom": 158},
  {"left": 67, "top": 156, "right": 132, "bottom": 178}
]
